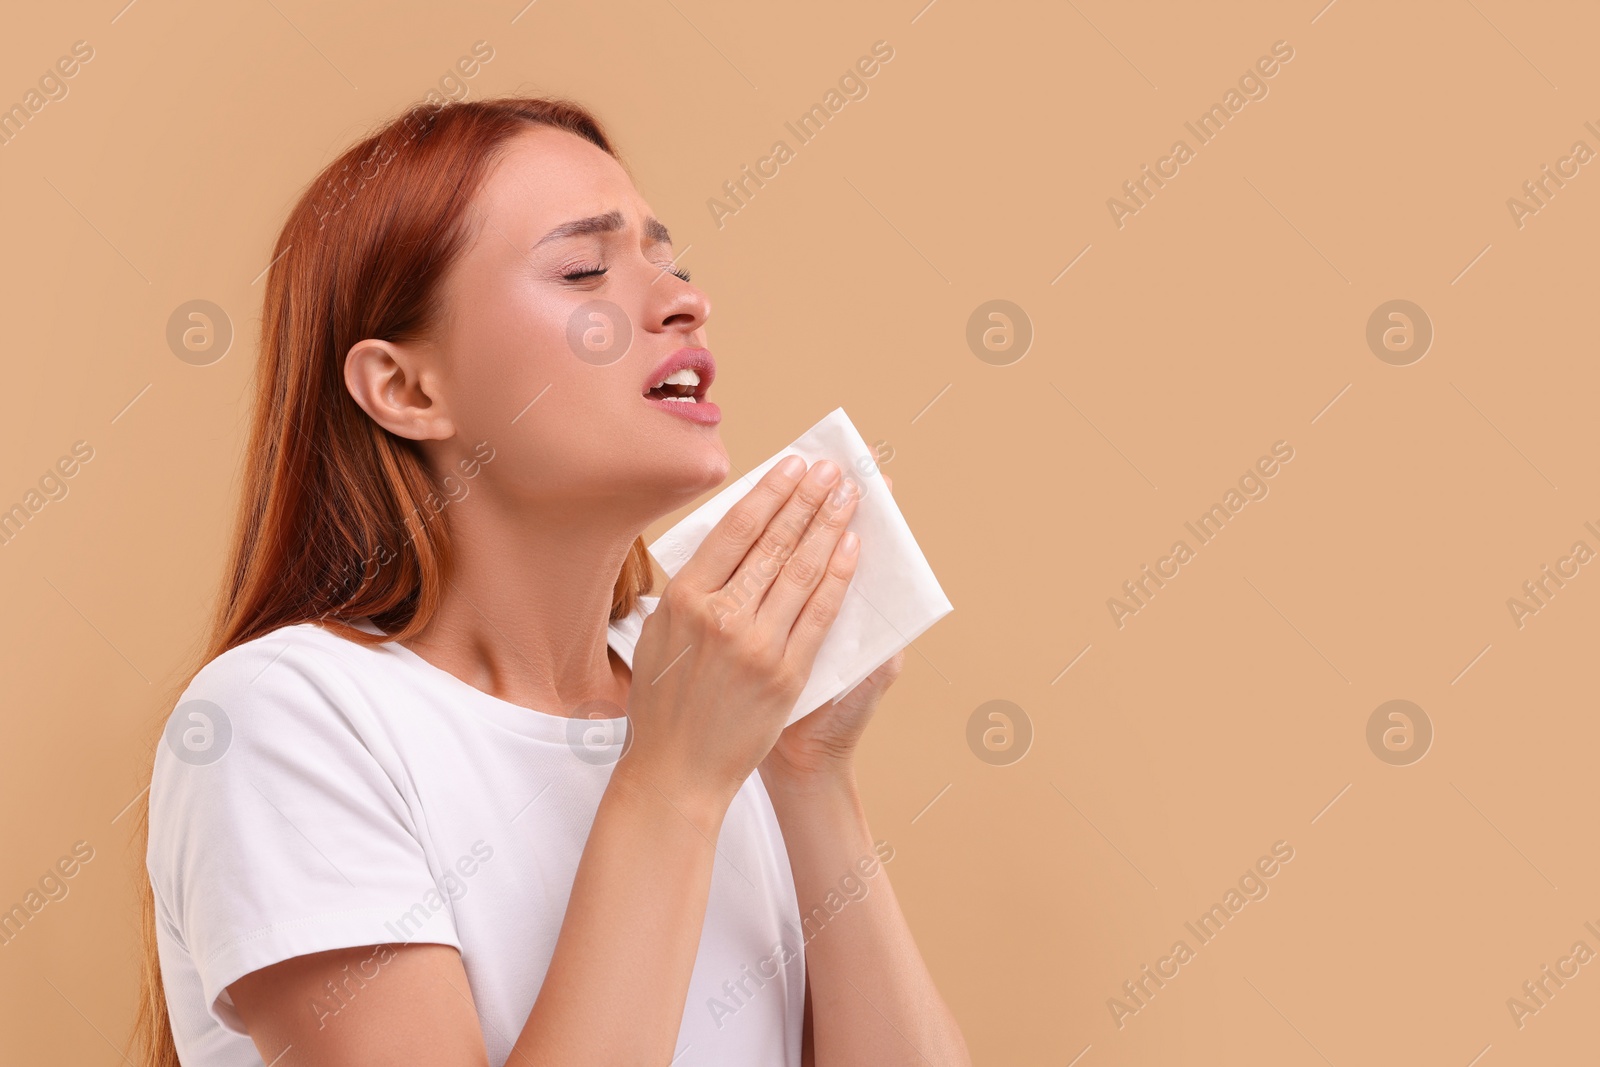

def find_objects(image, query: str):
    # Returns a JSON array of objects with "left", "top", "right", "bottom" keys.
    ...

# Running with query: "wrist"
[
  {"left": 761, "top": 757, "right": 861, "bottom": 809},
  {"left": 761, "top": 741, "right": 860, "bottom": 793},
  {"left": 762, "top": 763, "right": 873, "bottom": 855},
  {"left": 607, "top": 752, "right": 736, "bottom": 837}
]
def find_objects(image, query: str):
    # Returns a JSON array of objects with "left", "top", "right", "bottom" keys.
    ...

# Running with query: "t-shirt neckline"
[{"left": 346, "top": 601, "right": 654, "bottom": 744}]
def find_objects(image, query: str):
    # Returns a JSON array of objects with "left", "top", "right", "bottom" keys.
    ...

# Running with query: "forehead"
[{"left": 472, "top": 124, "right": 647, "bottom": 239}]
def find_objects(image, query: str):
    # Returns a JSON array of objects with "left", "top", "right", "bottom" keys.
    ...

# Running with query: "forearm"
[
  {"left": 513, "top": 765, "right": 728, "bottom": 1064},
  {"left": 766, "top": 769, "right": 971, "bottom": 1067}
]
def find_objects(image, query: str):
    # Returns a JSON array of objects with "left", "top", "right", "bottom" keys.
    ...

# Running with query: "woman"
[{"left": 133, "top": 96, "right": 970, "bottom": 1066}]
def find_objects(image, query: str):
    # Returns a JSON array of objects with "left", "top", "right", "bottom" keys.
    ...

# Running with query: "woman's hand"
[
  {"left": 759, "top": 648, "right": 904, "bottom": 795},
  {"left": 615, "top": 455, "right": 864, "bottom": 824},
  {"left": 759, "top": 474, "right": 900, "bottom": 796}
]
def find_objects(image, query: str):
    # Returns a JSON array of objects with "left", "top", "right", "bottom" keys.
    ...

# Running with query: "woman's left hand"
[
  {"left": 759, "top": 647, "right": 905, "bottom": 792},
  {"left": 759, "top": 473, "right": 903, "bottom": 794}
]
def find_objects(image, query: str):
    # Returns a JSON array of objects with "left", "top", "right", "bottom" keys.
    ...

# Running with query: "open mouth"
[{"left": 644, "top": 367, "right": 706, "bottom": 404}]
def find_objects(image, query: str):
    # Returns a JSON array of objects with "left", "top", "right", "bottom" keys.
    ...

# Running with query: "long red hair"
[{"left": 130, "top": 95, "right": 654, "bottom": 1066}]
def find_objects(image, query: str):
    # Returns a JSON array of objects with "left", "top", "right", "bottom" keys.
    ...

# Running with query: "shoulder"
[
  {"left": 166, "top": 621, "right": 386, "bottom": 740},
  {"left": 147, "top": 623, "right": 429, "bottom": 905},
  {"left": 149, "top": 622, "right": 403, "bottom": 819},
  {"left": 146, "top": 623, "right": 455, "bottom": 1015},
  {"left": 184, "top": 619, "right": 379, "bottom": 698}
]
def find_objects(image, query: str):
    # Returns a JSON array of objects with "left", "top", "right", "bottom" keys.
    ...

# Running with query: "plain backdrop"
[{"left": 1, "top": 1, "right": 1597, "bottom": 1063}]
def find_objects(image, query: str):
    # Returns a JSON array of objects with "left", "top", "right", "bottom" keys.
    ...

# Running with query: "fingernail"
[
  {"left": 839, "top": 531, "right": 860, "bottom": 555},
  {"left": 779, "top": 455, "right": 805, "bottom": 477},
  {"left": 816, "top": 460, "right": 841, "bottom": 485}
]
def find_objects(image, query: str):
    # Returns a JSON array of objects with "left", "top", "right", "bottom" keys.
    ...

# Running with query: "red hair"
[{"left": 130, "top": 95, "right": 654, "bottom": 1066}]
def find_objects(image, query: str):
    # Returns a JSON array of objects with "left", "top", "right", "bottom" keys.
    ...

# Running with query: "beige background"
[{"left": 2, "top": 0, "right": 1597, "bottom": 1063}]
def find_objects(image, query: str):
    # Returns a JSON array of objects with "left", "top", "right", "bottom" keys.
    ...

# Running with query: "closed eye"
[{"left": 561, "top": 264, "right": 690, "bottom": 283}]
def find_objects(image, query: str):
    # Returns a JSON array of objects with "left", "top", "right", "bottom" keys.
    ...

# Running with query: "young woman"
[{"left": 133, "top": 96, "right": 970, "bottom": 1066}]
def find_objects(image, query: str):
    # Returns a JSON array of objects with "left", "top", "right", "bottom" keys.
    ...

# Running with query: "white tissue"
[{"left": 644, "top": 407, "right": 954, "bottom": 727}]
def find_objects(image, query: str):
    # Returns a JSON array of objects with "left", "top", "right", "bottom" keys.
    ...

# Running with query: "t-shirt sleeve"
[{"left": 146, "top": 631, "right": 459, "bottom": 1034}]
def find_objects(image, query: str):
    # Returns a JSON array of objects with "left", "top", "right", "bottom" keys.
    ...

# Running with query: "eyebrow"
[{"left": 533, "top": 210, "right": 672, "bottom": 248}]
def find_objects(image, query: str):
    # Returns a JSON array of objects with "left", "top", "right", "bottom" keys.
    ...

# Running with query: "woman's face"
[{"left": 419, "top": 124, "right": 729, "bottom": 515}]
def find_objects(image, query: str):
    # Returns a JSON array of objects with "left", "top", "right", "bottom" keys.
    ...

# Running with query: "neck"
[{"left": 400, "top": 494, "right": 645, "bottom": 716}]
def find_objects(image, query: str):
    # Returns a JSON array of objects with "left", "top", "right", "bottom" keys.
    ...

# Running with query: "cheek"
[
  {"left": 446, "top": 287, "right": 584, "bottom": 419},
  {"left": 441, "top": 336, "right": 646, "bottom": 494}
]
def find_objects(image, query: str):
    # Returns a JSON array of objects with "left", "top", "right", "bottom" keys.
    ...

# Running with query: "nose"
[{"left": 646, "top": 270, "right": 710, "bottom": 339}]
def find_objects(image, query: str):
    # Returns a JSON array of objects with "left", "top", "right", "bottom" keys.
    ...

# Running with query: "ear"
[{"left": 343, "top": 338, "right": 455, "bottom": 442}]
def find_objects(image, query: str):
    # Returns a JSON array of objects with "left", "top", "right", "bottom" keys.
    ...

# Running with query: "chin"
[
  {"left": 690, "top": 434, "right": 732, "bottom": 490},
  {"left": 627, "top": 431, "right": 726, "bottom": 502}
]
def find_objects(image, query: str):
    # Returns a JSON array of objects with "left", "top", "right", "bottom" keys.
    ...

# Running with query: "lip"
[
  {"left": 642, "top": 347, "right": 720, "bottom": 425},
  {"left": 643, "top": 347, "right": 716, "bottom": 397},
  {"left": 645, "top": 394, "right": 721, "bottom": 424}
]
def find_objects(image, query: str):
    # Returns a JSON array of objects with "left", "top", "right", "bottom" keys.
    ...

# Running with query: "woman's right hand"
[{"left": 614, "top": 455, "right": 863, "bottom": 822}]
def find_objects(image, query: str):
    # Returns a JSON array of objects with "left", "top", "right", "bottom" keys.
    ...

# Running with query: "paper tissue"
[{"left": 643, "top": 407, "right": 954, "bottom": 727}]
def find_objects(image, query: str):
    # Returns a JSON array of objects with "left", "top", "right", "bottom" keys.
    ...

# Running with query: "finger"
[
  {"left": 674, "top": 455, "right": 808, "bottom": 593},
  {"left": 782, "top": 528, "right": 861, "bottom": 672},
  {"left": 878, "top": 648, "right": 906, "bottom": 681},
  {"left": 854, "top": 650, "right": 905, "bottom": 693},
  {"left": 714, "top": 460, "right": 845, "bottom": 623},
  {"left": 757, "top": 476, "right": 861, "bottom": 634}
]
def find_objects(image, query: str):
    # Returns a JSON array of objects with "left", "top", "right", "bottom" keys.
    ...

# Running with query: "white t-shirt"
[{"left": 146, "top": 595, "right": 805, "bottom": 1066}]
